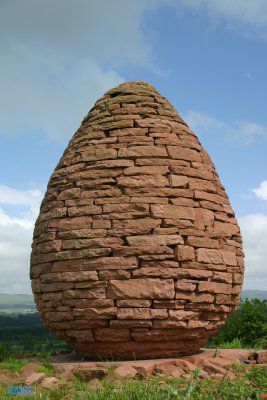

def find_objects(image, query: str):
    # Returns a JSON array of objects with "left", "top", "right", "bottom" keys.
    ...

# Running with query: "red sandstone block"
[
  {"left": 61, "top": 237, "right": 123, "bottom": 250},
  {"left": 95, "top": 196, "right": 131, "bottom": 205},
  {"left": 118, "top": 146, "right": 167, "bottom": 158},
  {"left": 189, "top": 179, "right": 217, "bottom": 192},
  {"left": 117, "top": 308, "right": 167, "bottom": 320},
  {"left": 70, "top": 169, "right": 122, "bottom": 181},
  {"left": 153, "top": 300, "right": 186, "bottom": 309},
  {"left": 213, "top": 221, "right": 240, "bottom": 236},
  {"left": 124, "top": 166, "right": 169, "bottom": 175},
  {"left": 169, "top": 175, "right": 189, "bottom": 188},
  {"left": 94, "top": 328, "right": 131, "bottom": 342},
  {"left": 169, "top": 310, "right": 198, "bottom": 320},
  {"left": 40, "top": 282, "right": 74, "bottom": 292},
  {"left": 79, "top": 148, "right": 117, "bottom": 162},
  {"left": 170, "top": 197, "right": 197, "bottom": 207},
  {"left": 41, "top": 271, "right": 98, "bottom": 283},
  {"left": 130, "top": 196, "right": 169, "bottom": 204},
  {"left": 34, "top": 240, "right": 62, "bottom": 254},
  {"left": 109, "top": 127, "right": 148, "bottom": 136},
  {"left": 199, "top": 281, "right": 231, "bottom": 294},
  {"left": 66, "top": 330, "right": 94, "bottom": 341},
  {"left": 213, "top": 271, "right": 232, "bottom": 283},
  {"left": 117, "top": 175, "right": 169, "bottom": 188},
  {"left": 63, "top": 288, "right": 106, "bottom": 299},
  {"left": 174, "top": 245, "right": 195, "bottom": 261},
  {"left": 81, "top": 188, "right": 122, "bottom": 198},
  {"left": 57, "top": 188, "right": 81, "bottom": 200},
  {"left": 113, "top": 245, "right": 173, "bottom": 257},
  {"left": 98, "top": 270, "right": 131, "bottom": 280},
  {"left": 196, "top": 248, "right": 223, "bottom": 264},
  {"left": 45, "top": 312, "right": 73, "bottom": 322},
  {"left": 68, "top": 205, "right": 102, "bottom": 217},
  {"left": 132, "top": 266, "right": 183, "bottom": 279},
  {"left": 107, "top": 278, "right": 175, "bottom": 299},
  {"left": 200, "top": 200, "right": 224, "bottom": 212},
  {"left": 102, "top": 203, "right": 148, "bottom": 214},
  {"left": 140, "top": 260, "right": 179, "bottom": 268},
  {"left": 220, "top": 250, "right": 237, "bottom": 266},
  {"left": 176, "top": 292, "right": 214, "bottom": 303},
  {"left": 175, "top": 280, "right": 196, "bottom": 292},
  {"left": 151, "top": 204, "right": 196, "bottom": 220},
  {"left": 39, "top": 207, "right": 67, "bottom": 222},
  {"left": 126, "top": 234, "right": 183, "bottom": 247},
  {"left": 188, "top": 320, "right": 209, "bottom": 328},
  {"left": 54, "top": 217, "right": 93, "bottom": 231},
  {"left": 73, "top": 307, "right": 117, "bottom": 319},
  {"left": 116, "top": 299, "right": 152, "bottom": 307},
  {"left": 171, "top": 166, "right": 214, "bottom": 181},
  {"left": 167, "top": 146, "right": 201, "bottom": 162},
  {"left": 110, "top": 320, "right": 152, "bottom": 328},
  {"left": 174, "top": 268, "right": 212, "bottom": 279},
  {"left": 54, "top": 248, "right": 112, "bottom": 262},
  {"left": 187, "top": 236, "right": 218, "bottom": 249},
  {"left": 112, "top": 218, "right": 160, "bottom": 235},
  {"left": 62, "top": 299, "right": 114, "bottom": 308},
  {"left": 58, "top": 228, "right": 107, "bottom": 240}
]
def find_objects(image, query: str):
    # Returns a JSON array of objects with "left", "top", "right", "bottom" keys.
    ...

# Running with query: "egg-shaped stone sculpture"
[{"left": 30, "top": 81, "right": 244, "bottom": 360}]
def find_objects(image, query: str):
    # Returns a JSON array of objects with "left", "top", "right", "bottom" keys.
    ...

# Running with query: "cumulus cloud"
[
  {"left": 0, "top": 185, "right": 43, "bottom": 294},
  {"left": 251, "top": 181, "right": 267, "bottom": 201},
  {"left": 0, "top": 0, "right": 164, "bottom": 140},
  {"left": 186, "top": 110, "right": 267, "bottom": 144},
  {"left": 239, "top": 214, "right": 267, "bottom": 290}
]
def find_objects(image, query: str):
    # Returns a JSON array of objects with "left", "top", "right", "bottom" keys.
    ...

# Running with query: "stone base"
[
  {"left": 51, "top": 349, "right": 266, "bottom": 378},
  {"left": 68, "top": 338, "right": 207, "bottom": 360}
]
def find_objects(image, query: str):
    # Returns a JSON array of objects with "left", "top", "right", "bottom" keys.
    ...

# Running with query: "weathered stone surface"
[
  {"left": 126, "top": 234, "right": 183, "bottom": 246},
  {"left": 107, "top": 279, "right": 175, "bottom": 299},
  {"left": 174, "top": 245, "right": 195, "bottom": 261},
  {"left": 114, "top": 365, "right": 138, "bottom": 378},
  {"left": 117, "top": 308, "right": 168, "bottom": 320},
  {"left": 25, "top": 372, "right": 45, "bottom": 386},
  {"left": 30, "top": 81, "right": 244, "bottom": 359},
  {"left": 151, "top": 204, "right": 196, "bottom": 220}
]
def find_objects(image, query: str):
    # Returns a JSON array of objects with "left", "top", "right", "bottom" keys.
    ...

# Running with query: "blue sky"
[{"left": 0, "top": 0, "right": 267, "bottom": 293}]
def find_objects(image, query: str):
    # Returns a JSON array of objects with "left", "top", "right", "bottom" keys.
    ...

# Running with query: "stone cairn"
[{"left": 30, "top": 81, "right": 244, "bottom": 360}]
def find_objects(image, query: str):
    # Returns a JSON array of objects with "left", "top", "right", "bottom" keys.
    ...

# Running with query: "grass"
[
  {"left": 0, "top": 342, "right": 266, "bottom": 400},
  {"left": 0, "top": 356, "right": 29, "bottom": 373},
  {"left": 205, "top": 338, "right": 264, "bottom": 350},
  {"left": 0, "top": 353, "right": 266, "bottom": 400}
]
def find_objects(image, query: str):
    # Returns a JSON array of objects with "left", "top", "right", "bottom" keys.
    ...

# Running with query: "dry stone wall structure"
[{"left": 30, "top": 81, "right": 244, "bottom": 360}]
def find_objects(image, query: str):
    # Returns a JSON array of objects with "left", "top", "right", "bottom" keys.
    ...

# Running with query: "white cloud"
[
  {"left": 251, "top": 181, "right": 267, "bottom": 201},
  {"left": 0, "top": 0, "right": 164, "bottom": 140},
  {"left": 0, "top": 185, "right": 43, "bottom": 294},
  {"left": 239, "top": 213, "right": 267, "bottom": 290},
  {"left": 186, "top": 110, "right": 267, "bottom": 144},
  {"left": 186, "top": 111, "right": 227, "bottom": 132},
  {"left": 181, "top": 0, "right": 267, "bottom": 30}
]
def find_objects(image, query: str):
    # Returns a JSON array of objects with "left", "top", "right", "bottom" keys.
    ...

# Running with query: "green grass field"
[{"left": 0, "top": 355, "right": 266, "bottom": 400}]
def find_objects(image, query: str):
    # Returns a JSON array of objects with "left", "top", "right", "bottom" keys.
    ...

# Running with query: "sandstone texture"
[{"left": 30, "top": 81, "right": 244, "bottom": 359}]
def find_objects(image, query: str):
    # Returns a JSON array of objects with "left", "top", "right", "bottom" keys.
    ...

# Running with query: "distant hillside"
[
  {"left": 241, "top": 290, "right": 267, "bottom": 301},
  {"left": 0, "top": 293, "right": 36, "bottom": 313}
]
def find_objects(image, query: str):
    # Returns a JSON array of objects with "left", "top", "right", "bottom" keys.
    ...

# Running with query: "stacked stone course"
[{"left": 30, "top": 81, "right": 244, "bottom": 359}]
